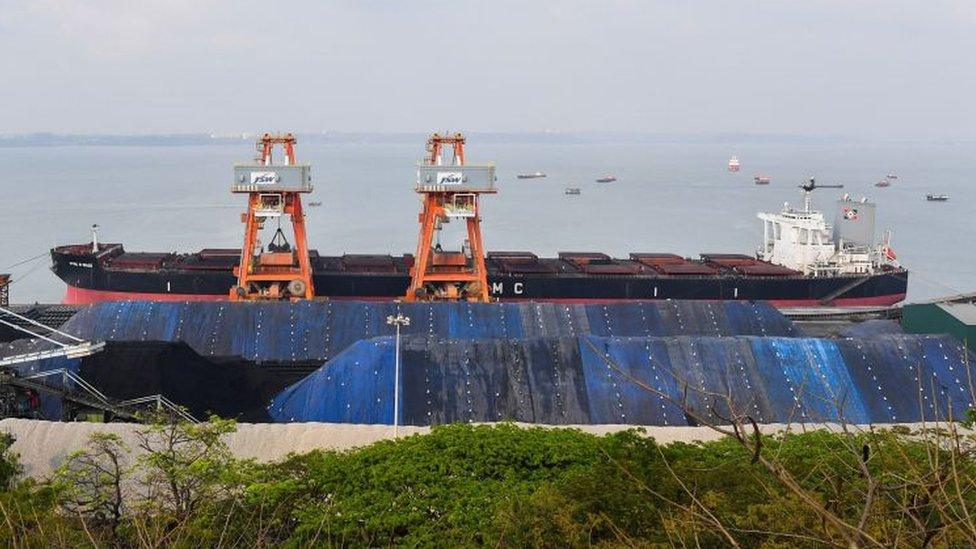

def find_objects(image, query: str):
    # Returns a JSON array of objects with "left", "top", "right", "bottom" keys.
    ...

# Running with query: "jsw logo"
[
  {"left": 251, "top": 171, "right": 280, "bottom": 185},
  {"left": 437, "top": 172, "right": 463, "bottom": 185}
]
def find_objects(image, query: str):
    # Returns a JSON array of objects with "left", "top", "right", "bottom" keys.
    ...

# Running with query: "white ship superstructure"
[
  {"left": 728, "top": 156, "right": 740, "bottom": 172},
  {"left": 757, "top": 182, "right": 897, "bottom": 277}
]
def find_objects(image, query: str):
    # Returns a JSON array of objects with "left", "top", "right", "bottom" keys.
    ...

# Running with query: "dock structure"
[
  {"left": 0, "top": 275, "right": 8, "bottom": 307},
  {"left": 0, "top": 304, "right": 196, "bottom": 423}
]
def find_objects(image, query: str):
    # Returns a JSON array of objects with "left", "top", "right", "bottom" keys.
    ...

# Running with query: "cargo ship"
[
  {"left": 50, "top": 141, "right": 907, "bottom": 308},
  {"left": 52, "top": 244, "right": 906, "bottom": 307},
  {"left": 51, "top": 196, "right": 908, "bottom": 307},
  {"left": 728, "top": 156, "right": 740, "bottom": 172}
]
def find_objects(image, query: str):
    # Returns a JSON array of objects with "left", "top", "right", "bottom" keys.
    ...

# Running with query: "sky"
[{"left": 0, "top": 1, "right": 974, "bottom": 138}]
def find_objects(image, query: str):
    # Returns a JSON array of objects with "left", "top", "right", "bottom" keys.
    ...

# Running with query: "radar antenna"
[{"left": 797, "top": 177, "right": 843, "bottom": 212}]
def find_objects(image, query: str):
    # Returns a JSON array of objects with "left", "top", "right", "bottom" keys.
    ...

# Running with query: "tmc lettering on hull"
[{"left": 490, "top": 282, "right": 524, "bottom": 296}]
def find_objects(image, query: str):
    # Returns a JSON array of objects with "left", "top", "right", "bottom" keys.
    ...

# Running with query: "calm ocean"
[{"left": 2, "top": 138, "right": 972, "bottom": 303}]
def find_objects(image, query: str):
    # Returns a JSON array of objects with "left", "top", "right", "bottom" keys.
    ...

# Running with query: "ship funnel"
[{"left": 833, "top": 196, "right": 876, "bottom": 246}]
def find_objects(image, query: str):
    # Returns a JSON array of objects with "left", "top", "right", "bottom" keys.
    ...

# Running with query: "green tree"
[
  {"left": 0, "top": 432, "right": 22, "bottom": 490},
  {"left": 134, "top": 416, "right": 237, "bottom": 520},
  {"left": 54, "top": 432, "right": 129, "bottom": 538}
]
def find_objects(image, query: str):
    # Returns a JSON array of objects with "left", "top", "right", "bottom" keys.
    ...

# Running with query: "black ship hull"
[{"left": 52, "top": 244, "right": 909, "bottom": 307}]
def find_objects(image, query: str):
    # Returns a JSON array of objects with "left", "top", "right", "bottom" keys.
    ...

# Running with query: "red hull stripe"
[
  {"left": 767, "top": 294, "right": 906, "bottom": 307},
  {"left": 63, "top": 285, "right": 907, "bottom": 309},
  {"left": 64, "top": 286, "right": 230, "bottom": 304}
]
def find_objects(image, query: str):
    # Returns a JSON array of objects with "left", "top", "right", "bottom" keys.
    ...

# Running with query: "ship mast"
[
  {"left": 90, "top": 224, "right": 99, "bottom": 254},
  {"left": 799, "top": 177, "right": 843, "bottom": 212},
  {"left": 405, "top": 132, "right": 496, "bottom": 302},
  {"left": 229, "top": 133, "right": 315, "bottom": 301}
]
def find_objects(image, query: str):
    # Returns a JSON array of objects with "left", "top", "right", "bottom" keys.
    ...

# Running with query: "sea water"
[{"left": 2, "top": 138, "right": 972, "bottom": 303}]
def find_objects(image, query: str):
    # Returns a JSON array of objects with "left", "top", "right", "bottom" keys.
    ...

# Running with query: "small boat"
[
  {"left": 308, "top": 201, "right": 323, "bottom": 207},
  {"left": 517, "top": 172, "right": 546, "bottom": 179},
  {"left": 728, "top": 156, "right": 740, "bottom": 172},
  {"left": 754, "top": 174, "right": 771, "bottom": 185},
  {"left": 886, "top": 173, "right": 899, "bottom": 179},
  {"left": 875, "top": 180, "right": 890, "bottom": 188},
  {"left": 596, "top": 175, "right": 617, "bottom": 183},
  {"left": 926, "top": 194, "right": 949, "bottom": 202},
  {"left": 564, "top": 187, "right": 581, "bottom": 195}
]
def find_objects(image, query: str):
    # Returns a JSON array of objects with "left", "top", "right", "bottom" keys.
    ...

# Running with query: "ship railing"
[{"left": 95, "top": 244, "right": 124, "bottom": 259}]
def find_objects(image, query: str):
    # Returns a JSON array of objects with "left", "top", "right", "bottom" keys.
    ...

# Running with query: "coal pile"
[{"left": 77, "top": 341, "right": 307, "bottom": 421}]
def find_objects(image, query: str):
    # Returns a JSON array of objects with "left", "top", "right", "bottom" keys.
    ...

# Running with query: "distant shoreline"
[{"left": 0, "top": 131, "right": 872, "bottom": 148}]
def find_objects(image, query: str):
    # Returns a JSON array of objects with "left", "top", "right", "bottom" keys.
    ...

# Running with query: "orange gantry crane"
[
  {"left": 405, "top": 132, "right": 496, "bottom": 302},
  {"left": 230, "top": 133, "right": 315, "bottom": 301}
]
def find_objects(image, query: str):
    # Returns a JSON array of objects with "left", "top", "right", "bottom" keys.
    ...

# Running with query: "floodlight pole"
[{"left": 386, "top": 312, "right": 410, "bottom": 438}]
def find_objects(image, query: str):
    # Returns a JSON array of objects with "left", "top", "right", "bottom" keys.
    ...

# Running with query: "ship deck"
[{"left": 58, "top": 244, "right": 906, "bottom": 280}]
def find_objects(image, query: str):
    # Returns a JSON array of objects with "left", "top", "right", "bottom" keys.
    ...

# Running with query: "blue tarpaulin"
[
  {"left": 57, "top": 300, "right": 798, "bottom": 362},
  {"left": 269, "top": 333, "right": 975, "bottom": 426},
  {"left": 19, "top": 299, "right": 972, "bottom": 426}
]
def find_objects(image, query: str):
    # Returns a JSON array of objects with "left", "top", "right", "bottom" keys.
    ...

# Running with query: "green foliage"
[
  {"left": 241, "top": 423, "right": 606, "bottom": 546},
  {"left": 963, "top": 407, "right": 976, "bottom": 429},
  {"left": 3, "top": 421, "right": 976, "bottom": 547},
  {"left": 0, "top": 433, "right": 22, "bottom": 491},
  {"left": 179, "top": 424, "right": 976, "bottom": 547},
  {"left": 54, "top": 431, "right": 129, "bottom": 535},
  {"left": 0, "top": 479, "right": 91, "bottom": 548},
  {"left": 134, "top": 415, "right": 237, "bottom": 519}
]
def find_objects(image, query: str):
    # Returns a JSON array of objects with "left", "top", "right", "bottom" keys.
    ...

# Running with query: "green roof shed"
[{"left": 902, "top": 302, "right": 976, "bottom": 352}]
